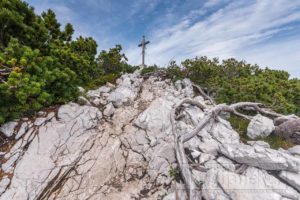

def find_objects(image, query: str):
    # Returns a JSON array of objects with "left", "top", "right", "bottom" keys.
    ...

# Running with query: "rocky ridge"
[{"left": 0, "top": 70, "right": 300, "bottom": 200}]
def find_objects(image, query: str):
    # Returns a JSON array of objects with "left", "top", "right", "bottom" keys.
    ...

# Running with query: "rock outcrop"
[
  {"left": 247, "top": 114, "right": 275, "bottom": 139},
  {"left": 0, "top": 70, "right": 300, "bottom": 200}
]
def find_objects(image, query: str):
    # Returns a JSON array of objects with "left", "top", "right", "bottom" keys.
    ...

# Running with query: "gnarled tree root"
[{"left": 170, "top": 97, "right": 284, "bottom": 200}]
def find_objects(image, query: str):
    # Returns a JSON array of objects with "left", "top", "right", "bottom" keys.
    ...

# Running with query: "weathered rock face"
[
  {"left": 0, "top": 121, "right": 18, "bottom": 137},
  {"left": 218, "top": 167, "right": 300, "bottom": 200},
  {"left": 107, "top": 72, "right": 142, "bottom": 107},
  {"left": 288, "top": 145, "right": 300, "bottom": 156},
  {"left": 219, "top": 142, "right": 300, "bottom": 172},
  {"left": 279, "top": 171, "right": 300, "bottom": 192},
  {"left": 247, "top": 114, "right": 275, "bottom": 139},
  {"left": 0, "top": 103, "right": 102, "bottom": 199},
  {"left": 1, "top": 71, "right": 300, "bottom": 200},
  {"left": 274, "top": 118, "right": 300, "bottom": 140}
]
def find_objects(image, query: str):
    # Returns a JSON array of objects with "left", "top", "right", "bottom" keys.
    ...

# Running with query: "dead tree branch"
[
  {"left": 171, "top": 90, "right": 285, "bottom": 200},
  {"left": 192, "top": 83, "right": 215, "bottom": 106},
  {"left": 171, "top": 98, "right": 206, "bottom": 200}
]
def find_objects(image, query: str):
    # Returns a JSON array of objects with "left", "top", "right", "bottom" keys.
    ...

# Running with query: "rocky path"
[{"left": 0, "top": 70, "right": 300, "bottom": 200}]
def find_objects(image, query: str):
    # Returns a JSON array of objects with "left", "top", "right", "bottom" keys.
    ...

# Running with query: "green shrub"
[
  {"left": 228, "top": 115, "right": 250, "bottom": 143},
  {"left": 228, "top": 115, "right": 294, "bottom": 149},
  {"left": 0, "top": 39, "right": 78, "bottom": 122},
  {"left": 166, "top": 57, "right": 300, "bottom": 115},
  {"left": 140, "top": 65, "right": 159, "bottom": 75},
  {"left": 259, "top": 135, "right": 294, "bottom": 149},
  {"left": 0, "top": 0, "right": 136, "bottom": 124},
  {"left": 169, "top": 167, "right": 180, "bottom": 181},
  {"left": 86, "top": 73, "right": 120, "bottom": 90}
]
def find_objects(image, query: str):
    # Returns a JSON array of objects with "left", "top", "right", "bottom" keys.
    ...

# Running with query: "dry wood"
[
  {"left": 192, "top": 83, "right": 215, "bottom": 106},
  {"left": 170, "top": 86, "right": 286, "bottom": 199}
]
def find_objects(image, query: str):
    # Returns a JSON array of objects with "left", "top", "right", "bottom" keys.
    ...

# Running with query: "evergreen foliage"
[
  {"left": 0, "top": 0, "right": 133, "bottom": 124},
  {"left": 165, "top": 57, "right": 300, "bottom": 115},
  {"left": 0, "top": 0, "right": 299, "bottom": 126}
]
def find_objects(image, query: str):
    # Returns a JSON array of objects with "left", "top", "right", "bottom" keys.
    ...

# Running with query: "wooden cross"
[{"left": 138, "top": 36, "right": 150, "bottom": 66}]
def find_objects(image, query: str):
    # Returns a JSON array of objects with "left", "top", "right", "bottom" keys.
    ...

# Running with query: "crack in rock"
[{"left": 0, "top": 72, "right": 300, "bottom": 200}]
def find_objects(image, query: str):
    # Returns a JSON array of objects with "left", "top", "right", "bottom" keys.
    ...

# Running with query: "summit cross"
[{"left": 138, "top": 36, "right": 150, "bottom": 66}]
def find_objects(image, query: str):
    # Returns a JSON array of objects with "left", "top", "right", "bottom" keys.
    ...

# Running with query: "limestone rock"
[
  {"left": 274, "top": 114, "right": 299, "bottom": 126},
  {"left": 247, "top": 114, "right": 275, "bottom": 139},
  {"left": 78, "top": 86, "right": 85, "bottom": 93},
  {"left": 181, "top": 78, "right": 194, "bottom": 97},
  {"left": 217, "top": 167, "right": 300, "bottom": 200},
  {"left": 274, "top": 119, "right": 300, "bottom": 139},
  {"left": 202, "top": 169, "right": 230, "bottom": 200},
  {"left": 1, "top": 71, "right": 300, "bottom": 200},
  {"left": 92, "top": 98, "right": 106, "bottom": 106},
  {"left": 279, "top": 171, "right": 300, "bottom": 192},
  {"left": 216, "top": 156, "right": 235, "bottom": 172},
  {"left": 107, "top": 73, "right": 141, "bottom": 107},
  {"left": 191, "top": 150, "right": 201, "bottom": 159},
  {"left": 86, "top": 86, "right": 111, "bottom": 99},
  {"left": 106, "top": 82, "right": 115, "bottom": 89},
  {"left": 244, "top": 167, "right": 300, "bottom": 199},
  {"left": 0, "top": 176, "right": 10, "bottom": 194},
  {"left": 86, "top": 89, "right": 100, "bottom": 99},
  {"left": 0, "top": 121, "right": 18, "bottom": 137},
  {"left": 288, "top": 145, "right": 300, "bottom": 156},
  {"left": 209, "top": 118, "right": 240, "bottom": 144},
  {"left": 247, "top": 140, "right": 270, "bottom": 148},
  {"left": 33, "top": 117, "right": 47, "bottom": 126},
  {"left": 219, "top": 143, "right": 300, "bottom": 172},
  {"left": 163, "top": 184, "right": 187, "bottom": 200},
  {"left": 0, "top": 103, "right": 102, "bottom": 199},
  {"left": 193, "top": 95, "right": 206, "bottom": 106},
  {"left": 198, "top": 137, "right": 220, "bottom": 155},
  {"left": 181, "top": 104, "right": 205, "bottom": 126},
  {"left": 134, "top": 97, "right": 173, "bottom": 135},
  {"left": 15, "top": 122, "right": 28, "bottom": 139},
  {"left": 192, "top": 169, "right": 206, "bottom": 183},
  {"left": 103, "top": 102, "right": 115, "bottom": 117},
  {"left": 204, "top": 160, "right": 224, "bottom": 170},
  {"left": 78, "top": 96, "right": 90, "bottom": 105},
  {"left": 199, "top": 153, "right": 215, "bottom": 164}
]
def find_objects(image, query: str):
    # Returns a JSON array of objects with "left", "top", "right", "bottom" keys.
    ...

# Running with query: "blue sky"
[{"left": 25, "top": 0, "right": 300, "bottom": 77}]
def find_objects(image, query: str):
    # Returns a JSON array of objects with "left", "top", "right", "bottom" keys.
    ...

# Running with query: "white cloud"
[
  {"left": 237, "top": 37, "right": 300, "bottom": 78},
  {"left": 126, "top": 0, "right": 300, "bottom": 77},
  {"left": 203, "top": 0, "right": 228, "bottom": 8}
]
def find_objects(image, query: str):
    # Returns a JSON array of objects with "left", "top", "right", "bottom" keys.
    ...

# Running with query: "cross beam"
[{"left": 138, "top": 36, "right": 150, "bottom": 66}]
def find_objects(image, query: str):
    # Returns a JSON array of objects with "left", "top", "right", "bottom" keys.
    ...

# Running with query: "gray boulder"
[
  {"left": 134, "top": 97, "right": 173, "bottom": 135},
  {"left": 0, "top": 122, "right": 18, "bottom": 137},
  {"left": 86, "top": 86, "right": 111, "bottom": 99},
  {"left": 107, "top": 73, "right": 141, "bottom": 107},
  {"left": 274, "top": 119, "right": 300, "bottom": 139},
  {"left": 78, "top": 96, "right": 90, "bottom": 105},
  {"left": 78, "top": 86, "right": 85, "bottom": 94},
  {"left": 274, "top": 114, "right": 299, "bottom": 126},
  {"left": 103, "top": 102, "right": 115, "bottom": 117},
  {"left": 247, "top": 114, "right": 275, "bottom": 139}
]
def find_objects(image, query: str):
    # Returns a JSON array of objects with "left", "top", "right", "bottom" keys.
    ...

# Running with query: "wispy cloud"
[
  {"left": 25, "top": 0, "right": 300, "bottom": 77},
  {"left": 126, "top": 0, "right": 300, "bottom": 77}
]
